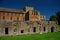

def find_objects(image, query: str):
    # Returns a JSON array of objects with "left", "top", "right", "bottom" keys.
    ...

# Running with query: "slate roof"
[{"left": 0, "top": 8, "right": 25, "bottom": 13}]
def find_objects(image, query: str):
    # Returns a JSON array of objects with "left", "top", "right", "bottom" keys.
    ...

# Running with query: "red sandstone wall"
[
  {"left": 0, "top": 12, "right": 25, "bottom": 21},
  {"left": 0, "top": 12, "right": 3, "bottom": 20},
  {"left": 29, "top": 15, "right": 39, "bottom": 21}
]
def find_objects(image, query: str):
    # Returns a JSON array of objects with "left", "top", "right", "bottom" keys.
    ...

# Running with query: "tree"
[
  {"left": 56, "top": 11, "right": 60, "bottom": 25},
  {"left": 49, "top": 15, "right": 57, "bottom": 21}
]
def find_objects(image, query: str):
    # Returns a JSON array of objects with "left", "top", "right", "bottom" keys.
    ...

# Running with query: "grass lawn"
[
  {"left": 0, "top": 32, "right": 60, "bottom": 40},
  {"left": 58, "top": 25, "right": 60, "bottom": 29}
]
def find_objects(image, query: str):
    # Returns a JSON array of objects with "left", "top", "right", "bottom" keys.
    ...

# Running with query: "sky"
[{"left": 0, "top": 0, "right": 60, "bottom": 20}]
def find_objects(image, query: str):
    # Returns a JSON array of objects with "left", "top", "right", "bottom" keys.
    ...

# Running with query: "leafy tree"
[
  {"left": 49, "top": 15, "right": 57, "bottom": 21},
  {"left": 56, "top": 11, "right": 60, "bottom": 25}
]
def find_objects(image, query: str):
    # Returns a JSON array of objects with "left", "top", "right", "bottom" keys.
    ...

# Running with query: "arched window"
[{"left": 25, "top": 12, "right": 29, "bottom": 21}]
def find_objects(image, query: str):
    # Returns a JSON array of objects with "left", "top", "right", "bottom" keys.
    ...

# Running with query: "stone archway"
[{"left": 51, "top": 27, "right": 54, "bottom": 32}]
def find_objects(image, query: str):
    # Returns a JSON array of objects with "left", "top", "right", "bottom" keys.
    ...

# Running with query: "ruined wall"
[
  {"left": 0, "top": 21, "right": 58, "bottom": 36},
  {"left": 0, "top": 6, "right": 58, "bottom": 36}
]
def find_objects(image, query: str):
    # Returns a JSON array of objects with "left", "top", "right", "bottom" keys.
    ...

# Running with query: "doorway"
[
  {"left": 51, "top": 27, "right": 54, "bottom": 32},
  {"left": 33, "top": 27, "right": 36, "bottom": 32},
  {"left": 43, "top": 27, "right": 45, "bottom": 32},
  {"left": 21, "top": 30, "right": 24, "bottom": 33},
  {"left": 5, "top": 27, "right": 8, "bottom": 34}
]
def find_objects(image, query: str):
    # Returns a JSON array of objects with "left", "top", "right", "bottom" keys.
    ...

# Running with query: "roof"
[{"left": 0, "top": 8, "right": 25, "bottom": 13}]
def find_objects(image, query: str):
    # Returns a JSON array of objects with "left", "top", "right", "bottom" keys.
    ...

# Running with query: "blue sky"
[{"left": 0, "top": 0, "right": 60, "bottom": 20}]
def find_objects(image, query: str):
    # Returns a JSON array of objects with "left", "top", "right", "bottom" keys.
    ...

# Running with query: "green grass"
[
  {"left": 58, "top": 25, "right": 60, "bottom": 29},
  {"left": 0, "top": 32, "right": 60, "bottom": 40}
]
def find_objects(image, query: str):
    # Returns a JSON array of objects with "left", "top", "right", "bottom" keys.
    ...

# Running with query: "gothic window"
[
  {"left": 35, "top": 11, "right": 38, "bottom": 15},
  {"left": 25, "top": 12, "right": 29, "bottom": 21}
]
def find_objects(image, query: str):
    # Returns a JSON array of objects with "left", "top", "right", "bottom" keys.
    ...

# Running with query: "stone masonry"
[{"left": 0, "top": 6, "right": 58, "bottom": 36}]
